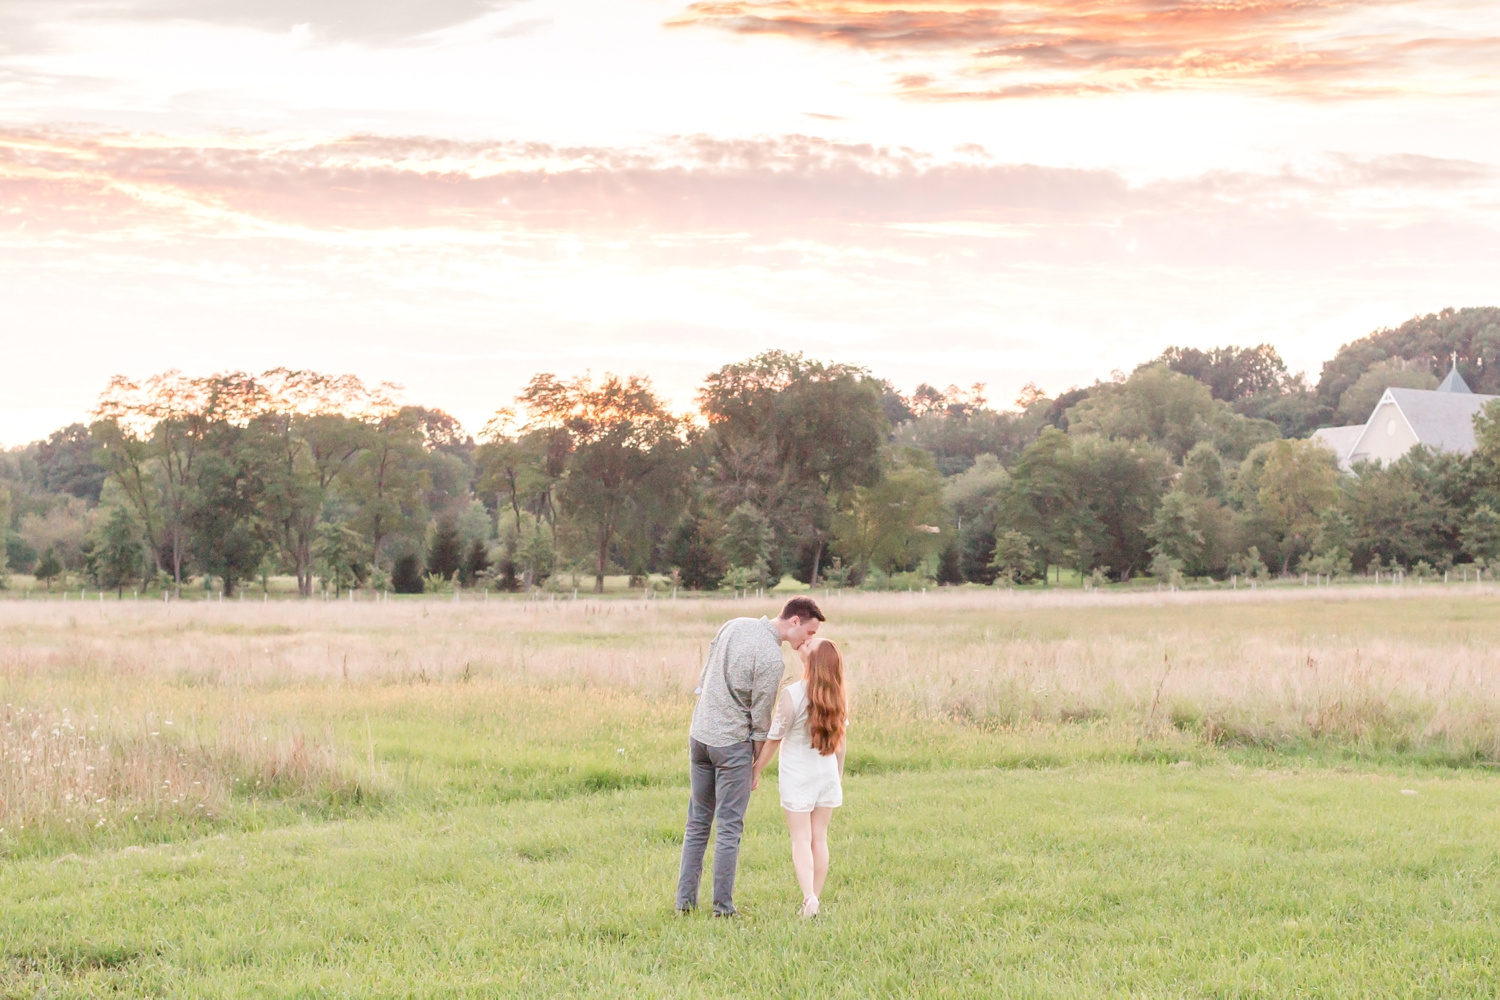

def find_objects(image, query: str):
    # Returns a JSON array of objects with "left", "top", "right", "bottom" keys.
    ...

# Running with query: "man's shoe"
[{"left": 711, "top": 908, "right": 740, "bottom": 918}]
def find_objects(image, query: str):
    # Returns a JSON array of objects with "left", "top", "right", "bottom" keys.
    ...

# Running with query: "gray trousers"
[{"left": 676, "top": 738, "right": 755, "bottom": 914}]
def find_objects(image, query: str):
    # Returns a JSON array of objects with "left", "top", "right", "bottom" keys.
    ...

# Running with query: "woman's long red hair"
[{"left": 805, "top": 640, "right": 846, "bottom": 756}]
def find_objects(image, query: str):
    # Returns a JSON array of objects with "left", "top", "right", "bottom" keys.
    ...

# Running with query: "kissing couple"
[{"left": 675, "top": 596, "right": 848, "bottom": 919}]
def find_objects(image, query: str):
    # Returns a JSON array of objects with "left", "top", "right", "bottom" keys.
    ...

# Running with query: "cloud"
[
  {"left": 672, "top": 0, "right": 1500, "bottom": 100},
  {"left": 2, "top": 127, "right": 1498, "bottom": 286},
  {"left": 0, "top": 0, "right": 513, "bottom": 51}
]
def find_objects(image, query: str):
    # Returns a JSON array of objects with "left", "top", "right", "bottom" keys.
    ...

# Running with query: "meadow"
[{"left": 3, "top": 585, "right": 1500, "bottom": 997}]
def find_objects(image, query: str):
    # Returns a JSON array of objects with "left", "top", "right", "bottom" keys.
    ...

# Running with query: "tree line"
[{"left": 4, "top": 306, "right": 1500, "bottom": 596}]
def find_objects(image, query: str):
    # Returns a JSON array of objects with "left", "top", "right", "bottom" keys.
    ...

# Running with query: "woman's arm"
[{"left": 752, "top": 688, "right": 796, "bottom": 790}]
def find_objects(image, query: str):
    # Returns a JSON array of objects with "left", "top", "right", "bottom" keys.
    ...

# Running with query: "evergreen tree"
[
  {"left": 391, "top": 554, "right": 424, "bottom": 594},
  {"left": 427, "top": 518, "right": 463, "bottom": 581},
  {"left": 461, "top": 538, "right": 490, "bottom": 587},
  {"left": 34, "top": 547, "right": 63, "bottom": 590},
  {"left": 96, "top": 504, "right": 144, "bottom": 597}
]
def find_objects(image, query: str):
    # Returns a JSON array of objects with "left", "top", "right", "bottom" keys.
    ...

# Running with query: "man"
[{"left": 675, "top": 596, "right": 825, "bottom": 916}]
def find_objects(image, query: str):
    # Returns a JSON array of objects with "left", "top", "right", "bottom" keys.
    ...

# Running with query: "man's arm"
[{"left": 747, "top": 654, "right": 783, "bottom": 742}]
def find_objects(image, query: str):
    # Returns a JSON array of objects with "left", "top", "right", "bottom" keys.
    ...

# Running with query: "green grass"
[
  {"left": 6, "top": 589, "right": 1500, "bottom": 995},
  {"left": 4, "top": 763, "right": 1499, "bottom": 997}
]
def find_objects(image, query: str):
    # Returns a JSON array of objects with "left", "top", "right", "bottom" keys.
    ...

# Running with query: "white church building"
[{"left": 1312, "top": 364, "right": 1497, "bottom": 471}]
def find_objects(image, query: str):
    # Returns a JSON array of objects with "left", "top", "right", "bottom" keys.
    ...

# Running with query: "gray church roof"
[
  {"left": 1438, "top": 366, "right": 1473, "bottom": 393},
  {"left": 1310, "top": 424, "right": 1362, "bottom": 460},
  {"left": 1385, "top": 387, "right": 1496, "bottom": 454}
]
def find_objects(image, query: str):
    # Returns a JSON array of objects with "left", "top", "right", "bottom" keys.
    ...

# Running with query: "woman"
[{"left": 752, "top": 637, "right": 847, "bottom": 918}]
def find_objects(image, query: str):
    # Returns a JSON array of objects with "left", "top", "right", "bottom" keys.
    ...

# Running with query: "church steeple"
[{"left": 1438, "top": 352, "right": 1472, "bottom": 393}]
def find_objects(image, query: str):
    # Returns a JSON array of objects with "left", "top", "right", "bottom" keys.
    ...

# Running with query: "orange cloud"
[{"left": 672, "top": 0, "right": 1500, "bottom": 99}]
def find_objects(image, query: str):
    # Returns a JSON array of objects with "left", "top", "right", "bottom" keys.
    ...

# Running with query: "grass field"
[{"left": 3, "top": 587, "right": 1500, "bottom": 996}]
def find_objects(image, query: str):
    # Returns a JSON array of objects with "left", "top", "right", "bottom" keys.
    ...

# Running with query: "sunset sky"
[{"left": 3, "top": 0, "right": 1499, "bottom": 443}]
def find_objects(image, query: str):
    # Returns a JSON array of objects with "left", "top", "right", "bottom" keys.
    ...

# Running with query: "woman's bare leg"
[
  {"left": 784, "top": 809, "right": 816, "bottom": 903},
  {"left": 810, "top": 806, "right": 833, "bottom": 896}
]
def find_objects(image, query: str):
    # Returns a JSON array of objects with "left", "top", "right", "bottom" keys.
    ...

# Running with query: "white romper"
[{"left": 767, "top": 680, "right": 843, "bottom": 812}]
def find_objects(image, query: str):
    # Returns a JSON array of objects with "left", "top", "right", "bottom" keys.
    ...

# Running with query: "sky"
[{"left": 3, "top": 0, "right": 1499, "bottom": 444}]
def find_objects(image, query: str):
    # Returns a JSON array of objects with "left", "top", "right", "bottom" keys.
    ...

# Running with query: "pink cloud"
[{"left": 671, "top": 0, "right": 1500, "bottom": 100}]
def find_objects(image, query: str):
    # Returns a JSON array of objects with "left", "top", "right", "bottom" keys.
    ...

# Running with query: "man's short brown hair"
[{"left": 779, "top": 596, "right": 826, "bottom": 622}]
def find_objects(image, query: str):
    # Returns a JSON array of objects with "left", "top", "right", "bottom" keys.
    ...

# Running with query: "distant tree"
[
  {"left": 832, "top": 453, "right": 946, "bottom": 575},
  {"left": 461, "top": 537, "right": 490, "bottom": 587},
  {"left": 719, "top": 502, "right": 772, "bottom": 572},
  {"left": 0, "top": 485, "right": 9, "bottom": 582},
  {"left": 698, "top": 351, "right": 886, "bottom": 585},
  {"left": 999, "top": 428, "right": 1078, "bottom": 578},
  {"left": 95, "top": 503, "right": 144, "bottom": 597},
  {"left": 1343, "top": 451, "right": 1456, "bottom": 570},
  {"left": 1460, "top": 505, "right": 1500, "bottom": 564},
  {"left": 1179, "top": 442, "right": 1226, "bottom": 500},
  {"left": 988, "top": 530, "right": 1036, "bottom": 584},
  {"left": 427, "top": 518, "right": 463, "bottom": 582},
  {"left": 1148, "top": 490, "right": 1204, "bottom": 570},
  {"left": 668, "top": 507, "right": 727, "bottom": 591},
  {"left": 33, "top": 546, "right": 62, "bottom": 590},
  {"left": 522, "top": 372, "right": 687, "bottom": 593},
  {"left": 935, "top": 543, "right": 963, "bottom": 584},
  {"left": 314, "top": 518, "right": 367, "bottom": 596},
  {"left": 186, "top": 444, "right": 269, "bottom": 598},
  {"left": 1066, "top": 365, "right": 1278, "bottom": 463},
  {"left": 1316, "top": 306, "right": 1500, "bottom": 405},
  {"left": 1070, "top": 436, "right": 1172, "bottom": 581},
  {"left": 879, "top": 381, "right": 915, "bottom": 427},
  {"left": 1251, "top": 439, "right": 1341, "bottom": 574},
  {"left": 893, "top": 405, "right": 1047, "bottom": 475},
  {"left": 1151, "top": 344, "right": 1289, "bottom": 402},
  {"left": 1334, "top": 360, "right": 1438, "bottom": 425},
  {"left": 391, "top": 553, "right": 424, "bottom": 594},
  {"left": 36, "top": 424, "right": 107, "bottom": 502},
  {"left": 346, "top": 409, "right": 430, "bottom": 574},
  {"left": 942, "top": 453, "right": 1009, "bottom": 583}
]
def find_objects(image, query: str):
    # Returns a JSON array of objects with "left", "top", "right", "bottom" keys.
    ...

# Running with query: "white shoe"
[{"left": 799, "top": 895, "right": 820, "bottom": 918}]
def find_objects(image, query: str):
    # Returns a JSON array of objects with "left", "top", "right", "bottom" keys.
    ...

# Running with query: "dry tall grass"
[{"left": 2, "top": 584, "right": 1499, "bottom": 841}]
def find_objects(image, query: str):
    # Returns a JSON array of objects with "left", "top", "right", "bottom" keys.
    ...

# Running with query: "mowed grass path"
[{"left": 4, "top": 763, "right": 1499, "bottom": 997}]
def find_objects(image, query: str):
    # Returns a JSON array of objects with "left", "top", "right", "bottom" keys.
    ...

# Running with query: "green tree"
[
  {"left": 1071, "top": 436, "right": 1172, "bottom": 581},
  {"left": 1316, "top": 306, "right": 1500, "bottom": 404},
  {"left": 314, "top": 517, "right": 367, "bottom": 596},
  {"left": 1000, "top": 428, "right": 1079, "bottom": 578},
  {"left": 461, "top": 538, "right": 490, "bottom": 588},
  {"left": 94, "top": 503, "right": 144, "bottom": 597},
  {"left": 943, "top": 453, "right": 1010, "bottom": 583},
  {"left": 186, "top": 443, "right": 270, "bottom": 598},
  {"left": 698, "top": 351, "right": 886, "bottom": 584},
  {"left": 832, "top": 454, "right": 946, "bottom": 576},
  {"left": 1335, "top": 360, "right": 1438, "bottom": 425},
  {"left": 33, "top": 546, "right": 63, "bottom": 590},
  {"left": 1179, "top": 442, "right": 1226, "bottom": 500},
  {"left": 1148, "top": 490, "right": 1204, "bottom": 569},
  {"left": 1343, "top": 451, "right": 1455, "bottom": 570},
  {"left": 1252, "top": 439, "right": 1341, "bottom": 574},
  {"left": 718, "top": 502, "right": 772, "bottom": 574},
  {"left": 346, "top": 409, "right": 430, "bottom": 574},
  {"left": 427, "top": 518, "right": 463, "bottom": 582},
  {"left": 1066, "top": 365, "right": 1278, "bottom": 463},
  {"left": 521, "top": 373, "right": 687, "bottom": 593},
  {"left": 668, "top": 504, "right": 727, "bottom": 591},
  {"left": 1460, "top": 505, "right": 1500, "bottom": 564},
  {"left": 988, "top": 530, "right": 1035, "bottom": 584},
  {"left": 1151, "top": 344, "right": 1289, "bottom": 402}
]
